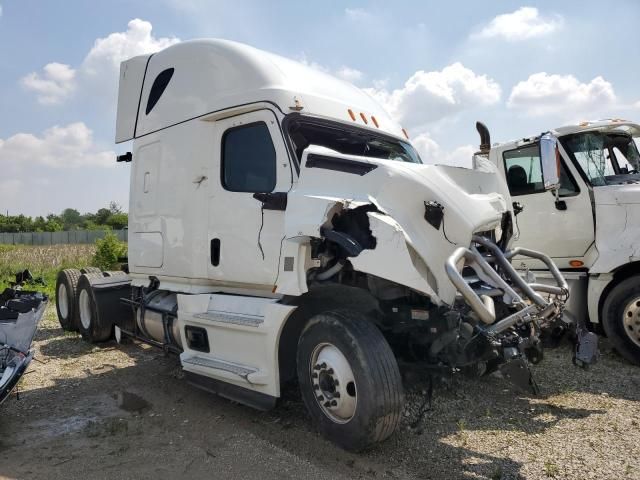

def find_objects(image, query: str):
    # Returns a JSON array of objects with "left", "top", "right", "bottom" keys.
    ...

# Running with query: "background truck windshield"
[
  {"left": 561, "top": 132, "right": 640, "bottom": 186},
  {"left": 288, "top": 118, "right": 422, "bottom": 164}
]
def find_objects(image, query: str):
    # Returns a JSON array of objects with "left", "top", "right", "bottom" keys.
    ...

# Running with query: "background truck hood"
[
  {"left": 594, "top": 183, "right": 640, "bottom": 206},
  {"left": 591, "top": 183, "right": 640, "bottom": 273}
]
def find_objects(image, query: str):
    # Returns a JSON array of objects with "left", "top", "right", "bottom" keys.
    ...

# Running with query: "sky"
[{"left": 1, "top": 0, "right": 639, "bottom": 216}]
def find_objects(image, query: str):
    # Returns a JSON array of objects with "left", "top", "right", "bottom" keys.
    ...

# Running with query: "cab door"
[
  {"left": 207, "top": 109, "right": 292, "bottom": 288},
  {"left": 502, "top": 142, "right": 595, "bottom": 267}
]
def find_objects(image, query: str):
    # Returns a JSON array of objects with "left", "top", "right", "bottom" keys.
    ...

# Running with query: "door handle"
[{"left": 210, "top": 238, "right": 220, "bottom": 266}]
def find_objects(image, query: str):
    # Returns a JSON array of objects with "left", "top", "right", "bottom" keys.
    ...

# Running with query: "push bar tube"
[{"left": 446, "top": 236, "right": 568, "bottom": 328}]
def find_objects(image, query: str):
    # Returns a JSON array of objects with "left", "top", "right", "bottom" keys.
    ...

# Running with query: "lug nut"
[
  {"left": 317, "top": 395, "right": 324, "bottom": 401},
  {"left": 330, "top": 400, "right": 337, "bottom": 406},
  {"left": 313, "top": 384, "right": 320, "bottom": 390},
  {"left": 326, "top": 368, "right": 334, "bottom": 375},
  {"left": 323, "top": 401, "right": 331, "bottom": 408},
  {"left": 333, "top": 392, "right": 340, "bottom": 398},
  {"left": 311, "top": 372, "right": 318, "bottom": 378},
  {"left": 333, "top": 379, "right": 339, "bottom": 386}
]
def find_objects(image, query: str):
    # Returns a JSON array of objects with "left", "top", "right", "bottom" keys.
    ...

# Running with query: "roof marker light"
[
  {"left": 371, "top": 116, "right": 379, "bottom": 128},
  {"left": 402, "top": 128, "right": 409, "bottom": 139},
  {"left": 360, "top": 112, "right": 368, "bottom": 124},
  {"left": 348, "top": 109, "right": 356, "bottom": 121}
]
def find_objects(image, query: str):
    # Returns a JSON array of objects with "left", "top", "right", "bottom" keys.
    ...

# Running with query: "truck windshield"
[
  {"left": 560, "top": 132, "right": 640, "bottom": 186},
  {"left": 288, "top": 118, "right": 422, "bottom": 164}
]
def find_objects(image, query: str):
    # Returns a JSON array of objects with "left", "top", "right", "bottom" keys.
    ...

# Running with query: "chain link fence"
[{"left": 0, "top": 229, "right": 128, "bottom": 245}]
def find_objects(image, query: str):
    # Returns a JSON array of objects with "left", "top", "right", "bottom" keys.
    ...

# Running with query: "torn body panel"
[{"left": 1, "top": 290, "right": 48, "bottom": 406}]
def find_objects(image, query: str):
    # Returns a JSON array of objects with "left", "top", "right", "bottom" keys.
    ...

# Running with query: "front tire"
[
  {"left": 296, "top": 310, "right": 403, "bottom": 451},
  {"left": 602, "top": 276, "right": 640, "bottom": 365},
  {"left": 76, "top": 275, "right": 113, "bottom": 343}
]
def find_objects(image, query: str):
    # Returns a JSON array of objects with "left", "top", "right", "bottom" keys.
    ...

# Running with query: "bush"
[{"left": 92, "top": 232, "right": 127, "bottom": 270}]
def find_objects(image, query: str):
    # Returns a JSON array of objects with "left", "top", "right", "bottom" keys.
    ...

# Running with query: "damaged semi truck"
[
  {"left": 479, "top": 120, "right": 640, "bottom": 365},
  {"left": 56, "top": 39, "right": 578, "bottom": 450}
]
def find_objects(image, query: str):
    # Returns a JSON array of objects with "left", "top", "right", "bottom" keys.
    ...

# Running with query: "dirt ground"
[{"left": 1, "top": 305, "right": 639, "bottom": 480}]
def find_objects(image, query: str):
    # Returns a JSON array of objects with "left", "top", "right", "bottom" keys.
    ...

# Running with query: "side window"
[
  {"left": 146, "top": 68, "right": 174, "bottom": 115},
  {"left": 222, "top": 122, "right": 276, "bottom": 193},
  {"left": 503, "top": 144, "right": 578, "bottom": 197},
  {"left": 503, "top": 145, "right": 545, "bottom": 196}
]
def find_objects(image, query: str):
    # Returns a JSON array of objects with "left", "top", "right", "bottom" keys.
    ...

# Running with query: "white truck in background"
[
  {"left": 478, "top": 120, "right": 640, "bottom": 365},
  {"left": 55, "top": 39, "right": 580, "bottom": 451}
]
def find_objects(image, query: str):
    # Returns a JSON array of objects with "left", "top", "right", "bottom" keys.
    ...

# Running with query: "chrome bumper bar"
[{"left": 445, "top": 236, "right": 568, "bottom": 331}]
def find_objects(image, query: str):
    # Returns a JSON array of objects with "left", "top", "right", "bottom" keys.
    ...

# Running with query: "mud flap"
[
  {"left": 499, "top": 357, "right": 540, "bottom": 395},
  {"left": 573, "top": 328, "right": 599, "bottom": 368}
]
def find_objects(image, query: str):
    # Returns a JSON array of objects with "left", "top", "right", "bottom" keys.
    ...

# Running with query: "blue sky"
[{"left": 1, "top": 0, "right": 639, "bottom": 216}]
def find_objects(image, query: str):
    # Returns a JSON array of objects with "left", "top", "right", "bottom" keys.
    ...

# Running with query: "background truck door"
[
  {"left": 207, "top": 109, "right": 292, "bottom": 288},
  {"left": 503, "top": 142, "right": 594, "bottom": 266}
]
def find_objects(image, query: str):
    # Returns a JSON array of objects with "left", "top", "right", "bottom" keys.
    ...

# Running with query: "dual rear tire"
[{"left": 55, "top": 269, "right": 113, "bottom": 343}]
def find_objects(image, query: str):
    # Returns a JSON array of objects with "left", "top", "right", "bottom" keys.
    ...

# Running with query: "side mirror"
[{"left": 539, "top": 133, "right": 560, "bottom": 190}]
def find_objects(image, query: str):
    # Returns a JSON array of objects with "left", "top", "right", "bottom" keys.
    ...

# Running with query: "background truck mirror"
[{"left": 539, "top": 133, "right": 561, "bottom": 191}]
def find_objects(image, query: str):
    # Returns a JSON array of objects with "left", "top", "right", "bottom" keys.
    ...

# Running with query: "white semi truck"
[
  {"left": 55, "top": 39, "right": 580, "bottom": 450},
  {"left": 478, "top": 120, "right": 640, "bottom": 365}
]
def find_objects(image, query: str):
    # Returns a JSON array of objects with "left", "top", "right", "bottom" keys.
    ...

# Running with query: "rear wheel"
[
  {"left": 55, "top": 269, "right": 81, "bottom": 331},
  {"left": 602, "top": 275, "right": 640, "bottom": 365},
  {"left": 76, "top": 275, "right": 113, "bottom": 343},
  {"left": 296, "top": 310, "right": 403, "bottom": 451},
  {"left": 80, "top": 267, "right": 102, "bottom": 275}
]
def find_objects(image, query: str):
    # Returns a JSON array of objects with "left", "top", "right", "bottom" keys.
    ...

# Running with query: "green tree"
[
  {"left": 61, "top": 208, "right": 82, "bottom": 230},
  {"left": 106, "top": 213, "right": 128, "bottom": 230}
]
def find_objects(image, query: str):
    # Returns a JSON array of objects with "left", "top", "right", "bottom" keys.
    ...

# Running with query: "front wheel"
[
  {"left": 296, "top": 310, "right": 404, "bottom": 451},
  {"left": 602, "top": 276, "right": 640, "bottom": 366}
]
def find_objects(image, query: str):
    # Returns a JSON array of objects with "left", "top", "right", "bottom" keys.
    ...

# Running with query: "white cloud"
[
  {"left": 345, "top": 8, "right": 372, "bottom": 22},
  {"left": 336, "top": 66, "right": 364, "bottom": 83},
  {"left": 22, "top": 19, "right": 179, "bottom": 105},
  {"left": 412, "top": 132, "right": 475, "bottom": 168},
  {"left": 508, "top": 72, "right": 616, "bottom": 116},
  {"left": 21, "top": 62, "right": 76, "bottom": 105},
  {"left": 474, "top": 7, "right": 563, "bottom": 42},
  {"left": 82, "top": 18, "right": 178, "bottom": 77},
  {"left": 0, "top": 122, "right": 114, "bottom": 169},
  {"left": 365, "top": 63, "right": 501, "bottom": 130}
]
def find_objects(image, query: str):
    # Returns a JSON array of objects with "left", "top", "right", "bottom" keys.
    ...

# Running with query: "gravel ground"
[{"left": 1, "top": 305, "right": 639, "bottom": 480}]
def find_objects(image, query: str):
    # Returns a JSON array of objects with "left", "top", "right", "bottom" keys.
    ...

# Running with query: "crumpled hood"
[{"left": 284, "top": 146, "right": 509, "bottom": 303}]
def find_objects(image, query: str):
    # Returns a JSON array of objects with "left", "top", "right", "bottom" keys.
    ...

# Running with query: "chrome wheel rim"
[
  {"left": 58, "top": 283, "right": 69, "bottom": 319},
  {"left": 310, "top": 343, "right": 357, "bottom": 424},
  {"left": 79, "top": 289, "right": 92, "bottom": 330},
  {"left": 622, "top": 296, "right": 640, "bottom": 348}
]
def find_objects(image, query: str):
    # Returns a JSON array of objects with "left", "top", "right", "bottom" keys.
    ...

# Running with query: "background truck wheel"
[
  {"left": 296, "top": 310, "right": 404, "bottom": 451},
  {"left": 55, "top": 269, "right": 81, "bottom": 331},
  {"left": 76, "top": 275, "right": 113, "bottom": 343},
  {"left": 602, "top": 275, "right": 640, "bottom": 366}
]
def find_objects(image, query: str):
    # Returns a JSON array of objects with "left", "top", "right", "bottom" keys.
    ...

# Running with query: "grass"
[{"left": 0, "top": 244, "right": 95, "bottom": 300}]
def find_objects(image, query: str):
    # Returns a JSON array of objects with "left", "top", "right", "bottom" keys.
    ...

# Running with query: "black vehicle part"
[
  {"left": 76, "top": 274, "right": 132, "bottom": 343},
  {"left": 296, "top": 310, "right": 403, "bottom": 451},
  {"left": 601, "top": 275, "right": 640, "bottom": 365},
  {"left": 55, "top": 269, "right": 81, "bottom": 331},
  {"left": 499, "top": 356, "right": 539, "bottom": 395}
]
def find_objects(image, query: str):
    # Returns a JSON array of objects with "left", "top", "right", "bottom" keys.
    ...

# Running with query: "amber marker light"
[
  {"left": 569, "top": 260, "right": 584, "bottom": 267},
  {"left": 371, "top": 115, "right": 379, "bottom": 128},
  {"left": 402, "top": 128, "right": 409, "bottom": 139},
  {"left": 360, "top": 112, "right": 368, "bottom": 124},
  {"left": 348, "top": 109, "right": 356, "bottom": 121}
]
